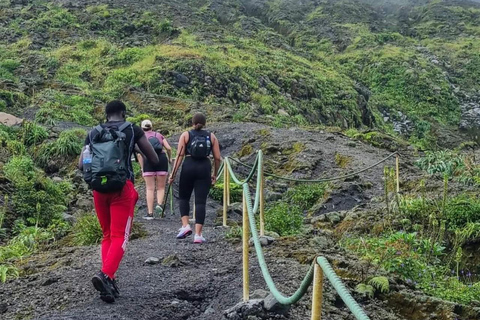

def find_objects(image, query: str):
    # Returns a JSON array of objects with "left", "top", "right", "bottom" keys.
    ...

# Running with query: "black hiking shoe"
[
  {"left": 111, "top": 278, "right": 120, "bottom": 298},
  {"left": 92, "top": 271, "right": 116, "bottom": 303}
]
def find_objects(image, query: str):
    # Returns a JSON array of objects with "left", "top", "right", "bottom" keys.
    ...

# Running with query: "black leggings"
[{"left": 178, "top": 157, "right": 211, "bottom": 225}]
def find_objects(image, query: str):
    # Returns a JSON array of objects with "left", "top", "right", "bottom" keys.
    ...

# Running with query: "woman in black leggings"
[{"left": 168, "top": 113, "right": 221, "bottom": 243}]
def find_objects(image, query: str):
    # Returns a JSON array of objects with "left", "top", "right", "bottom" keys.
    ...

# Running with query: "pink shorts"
[{"left": 142, "top": 171, "right": 168, "bottom": 177}]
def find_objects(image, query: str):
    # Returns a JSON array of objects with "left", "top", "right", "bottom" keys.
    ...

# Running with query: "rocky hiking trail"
[{"left": 1, "top": 123, "right": 427, "bottom": 320}]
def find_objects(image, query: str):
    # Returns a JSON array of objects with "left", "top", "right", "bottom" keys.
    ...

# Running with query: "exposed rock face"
[
  {"left": 0, "top": 112, "right": 23, "bottom": 127},
  {"left": 459, "top": 100, "right": 480, "bottom": 136}
]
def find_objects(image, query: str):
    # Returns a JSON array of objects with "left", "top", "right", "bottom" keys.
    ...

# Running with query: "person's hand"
[
  {"left": 168, "top": 174, "right": 175, "bottom": 185},
  {"left": 211, "top": 175, "right": 217, "bottom": 186}
]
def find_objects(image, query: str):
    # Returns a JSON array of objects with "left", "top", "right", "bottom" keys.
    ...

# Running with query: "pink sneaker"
[
  {"left": 194, "top": 234, "right": 206, "bottom": 243},
  {"left": 176, "top": 225, "right": 192, "bottom": 239}
]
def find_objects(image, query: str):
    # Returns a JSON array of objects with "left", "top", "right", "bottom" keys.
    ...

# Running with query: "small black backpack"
[
  {"left": 188, "top": 130, "right": 211, "bottom": 159},
  {"left": 83, "top": 122, "right": 133, "bottom": 193},
  {"left": 148, "top": 133, "right": 163, "bottom": 152}
]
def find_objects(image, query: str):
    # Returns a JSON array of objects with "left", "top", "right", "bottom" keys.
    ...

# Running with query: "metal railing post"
[
  {"left": 226, "top": 165, "right": 231, "bottom": 206},
  {"left": 311, "top": 262, "right": 323, "bottom": 320},
  {"left": 242, "top": 192, "right": 250, "bottom": 301},
  {"left": 259, "top": 158, "right": 265, "bottom": 236},
  {"left": 223, "top": 163, "right": 228, "bottom": 227}
]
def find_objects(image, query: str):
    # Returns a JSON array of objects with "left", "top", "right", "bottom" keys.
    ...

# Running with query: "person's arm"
[
  {"left": 137, "top": 135, "right": 159, "bottom": 165},
  {"left": 162, "top": 137, "right": 172, "bottom": 162},
  {"left": 168, "top": 132, "right": 188, "bottom": 184},
  {"left": 211, "top": 133, "right": 221, "bottom": 185}
]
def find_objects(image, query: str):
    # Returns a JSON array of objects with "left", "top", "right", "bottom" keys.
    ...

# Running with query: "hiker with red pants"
[{"left": 78, "top": 100, "right": 159, "bottom": 303}]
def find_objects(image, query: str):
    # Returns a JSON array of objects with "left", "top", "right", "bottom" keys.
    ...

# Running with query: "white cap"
[{"left": 141, "top": 119, "right": 152, "bottom": 129}]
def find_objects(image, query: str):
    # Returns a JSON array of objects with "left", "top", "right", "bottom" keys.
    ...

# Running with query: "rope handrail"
[
  {"left": 228, "top": 151, "right": 398, "bottom": 183},
  {"left": 222, "top": 149, "right": 373, "bottom": 319},
  {"left": 316, "top": 257, "right": 370, "bottom": 320},
  {"left": 243, "top": 181, "right": 315, "bottom": 305}
]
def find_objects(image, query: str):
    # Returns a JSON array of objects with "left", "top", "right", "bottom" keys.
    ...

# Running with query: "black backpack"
[
  {"left": 187, "top": 130, "right": 211, "bottom": 159},
  {"left": 148, "top": 133, "right": 163, "bottom": 152},
  {"left": 83, "top": 122, "right": 133, "bottom": 193}
]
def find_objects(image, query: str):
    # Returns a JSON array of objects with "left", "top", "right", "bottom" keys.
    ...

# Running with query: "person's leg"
[
  {"left": 193, "top": 160, "right": 211, "bottom": 240},
  {"left": 179, "top": 162, "right": 195, "bottom": 226},
  {"left": 93, "top": 191, "right": 112, "bottom": 269},
  {"left": 92, "top": 192, "right": 116, "bottom": 303},
  {"left": 177, "top": 160, "right": 195, "bottom": 238},
  {"left": 101, "top": 180, "right": 138, "bottom": 279},
  {"left": 144, "top": 175, "right": 155, "bottom": 216},
  {"left": 156, "top": 174, "right": 167, "bottom": 206}
]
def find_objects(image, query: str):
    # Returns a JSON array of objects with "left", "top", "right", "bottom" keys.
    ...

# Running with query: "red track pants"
[{"left": 93, "top": 180, "right": 138, "bottom": 279}]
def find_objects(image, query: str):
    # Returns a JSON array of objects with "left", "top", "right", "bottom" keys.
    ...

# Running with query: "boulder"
[
  {"left": 249, "top": 236, "right": 275, "bottom": 247},
  {"left": 224, "top": 299, "right": 265, "bottom": 319},
  {"left": 263, "top": 293, "right": 290, "bottom": 314},
  {"left": 0, "top": 112, "right": 23, "bottom": 127},
  {"left": 75, "top": 198, "right": 93, "bottom": 211},
  {"left": 62, "top": 213, "right": 75, "bottom": 224}
]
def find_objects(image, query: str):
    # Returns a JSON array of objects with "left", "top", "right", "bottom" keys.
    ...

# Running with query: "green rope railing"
[
  {"left": 317, "top": 257, "right": 370, "bottom": 320},
  {"left": 229, "top": 151, "right": 398, "bottom": 183},
  {"left": 243, "top": 180, "right": 315, "bottom": 305},
  {"left": 222, "top": 149, "right": 382, "bottom": 319}
]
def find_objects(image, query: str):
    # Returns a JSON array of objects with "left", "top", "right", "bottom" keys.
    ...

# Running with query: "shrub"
[
  {"left": 37, "top": 129, "right": 86, "bottom": 167},
  {"left": 209, "top": 183, "right": 243, "bottom": 204},
  {"left": 444, "top": 195, "right": 480, "bottom": 229},
  {"left": 72, "top": 213, "right": 102, "bottom": 246},
  {"left": 264, "top": 202, "right": 303, "bottom": 236},
  {"left": 4, "top": 155, "right": 35, "bottom": 180},
  {"left": 286, "top": 183, "right": 328, "bottom": 211},
  {"left": 22, "top": 121, "right": 48, "bottom": 146},
  {"left": 4, "top": 155, "right": 70, "bottom": 227},
  {"left": 416, "top": 151, "right": 466, "bottom": 176}
]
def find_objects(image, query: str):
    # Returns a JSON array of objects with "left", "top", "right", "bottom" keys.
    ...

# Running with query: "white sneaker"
[
  {"left": 194, "top": 234, "right": 206, "bottom": 244},
  {"left": 176, "top": 225, "right": 192, "bottom": 239}
]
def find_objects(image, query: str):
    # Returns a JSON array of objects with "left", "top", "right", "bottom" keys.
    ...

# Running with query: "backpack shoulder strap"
[
  {"left": 89, "top": 125, "right": 104, "bottom": 143},
  {"left": 117, "top": 121, "right": 132, "bottom": 132}
]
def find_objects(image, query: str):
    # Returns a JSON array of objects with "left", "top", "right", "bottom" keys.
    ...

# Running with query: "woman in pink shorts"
[{"left": 138, "top": 120, "right": 172, "bottom": 219}]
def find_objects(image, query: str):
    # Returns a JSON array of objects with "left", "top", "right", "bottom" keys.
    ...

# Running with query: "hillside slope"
[{"left": 0, "top": 0, "right": 479, "bottom": 148}]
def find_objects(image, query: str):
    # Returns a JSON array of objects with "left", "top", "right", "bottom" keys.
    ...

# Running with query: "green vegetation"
[
  {"left": 72, "top": 214, "right": 102, "bottom": 246},
  {"left": 0, "top": 0, "right": 477, "bottom": 148},
  {"left": 225, "top": 225, "right": 242, "bottom": 242},
  {"left": 0, "top": 225, "right": 56, "bottom": 282},
  {"left": 209, "top": 182, "right": 243, "bottom": 204},
  {"left": 264, "top": 202, "right": 303, "bottom": 236},
  {"left": 416, "top": 150, "right": 480, "bottom": 185},
  {"left": 285, "top": 183, "right": 329, "bottom": 211},
  {"left": 341, "top": 160, "right": 480, "bottom": 304}
]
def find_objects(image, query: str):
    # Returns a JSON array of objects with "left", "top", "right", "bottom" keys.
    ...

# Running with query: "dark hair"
[
  {"left": 192, "top": 113, "right": 206, "bottom": 130},
  {"left": 105, "top": 100, "right": 127, "bottom": 116},
  {"left": 142, "top": 127, "right": 152, "bottom": 132}
]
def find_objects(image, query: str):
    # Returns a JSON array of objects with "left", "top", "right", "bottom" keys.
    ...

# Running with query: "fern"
[
  {"left": 355, "top": 283, "right": 374, "bottom": 298},
  {"left": 368, "top": 276, "right": 390, "bottom": 293}
]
